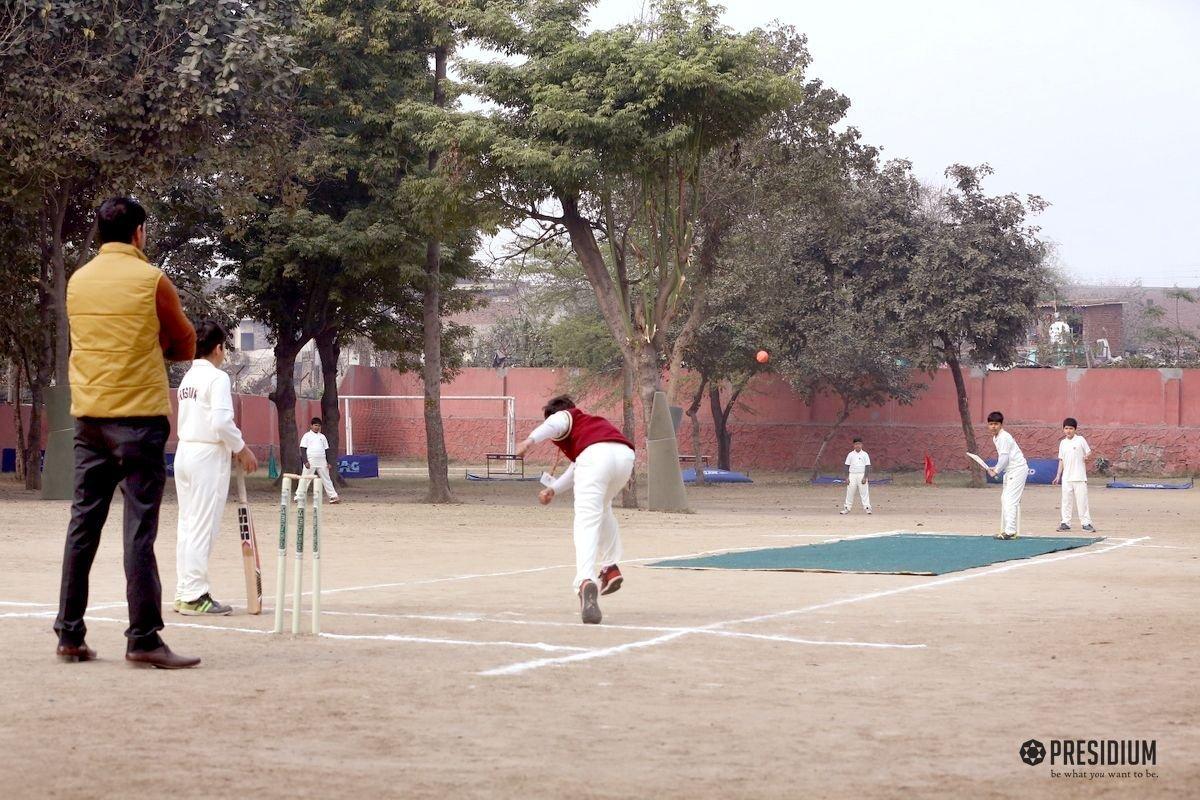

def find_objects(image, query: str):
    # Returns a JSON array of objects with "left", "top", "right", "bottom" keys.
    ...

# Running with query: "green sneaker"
[
  {"left": 994, "top": 532, "right": 1018, "bottom": 540},
  {"left": 172, "top": 599, "right": 182, "bottom": 613},
  {"left": 177, "top": 593, "right": 233, "bottom": 616}
]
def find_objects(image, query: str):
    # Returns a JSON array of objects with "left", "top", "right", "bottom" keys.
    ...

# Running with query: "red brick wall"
[
  {"left": 335, "top": 365, "right": 1199, "bottom": 475},
  {"left": 4, "top": 366, "right": 1197, "bottom": 475}
]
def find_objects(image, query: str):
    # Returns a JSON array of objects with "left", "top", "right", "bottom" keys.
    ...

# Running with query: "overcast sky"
[{"left": 582, "top": 0, "right": 1200, "bottom": 287}]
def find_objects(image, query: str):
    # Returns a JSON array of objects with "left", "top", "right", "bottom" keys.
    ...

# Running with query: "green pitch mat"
[{"left": 648, "top": 534, "right": 1105, "bottom": 576}]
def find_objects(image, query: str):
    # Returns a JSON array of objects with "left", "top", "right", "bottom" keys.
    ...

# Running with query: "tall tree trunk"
[
  {"left": 421, "top": 42, "right": 455, "bottom": 505},
  {"left": 47, "top": 185, "right": 72, "bottom": 385},
  {"left": 10, "top": 362, "right": 24, "bottom": 482},
  {"left": 665, "top": 208, "right": 726, "bottom": 406},
  {"left": 24, "top": 271, "right": 56, "bottom": 491},
  {"left": 633, "top": 343, "right": 662, "bottom": 426},
  {"left": 620, "top": 359, "right": 639, "bottom": 508},
  {"left": 709, "top": 385, "right": 731, "bottom": 471},
  {"left": 810, "top": 399, "right": 851, "bottom": 480},
  {"left": 24, "top": 370, "right": 44, "bottom": 490},
  {"left": 946, "top": 348, "right": 983, "bottom": 487},
  {"left": 270, "top": 344, "right": 304, "bottom": 478},
  {"left": 687, "top": 376, "right": 708, "bottom": 486},
  {"left": 315, "top": 329, "right": 347, "bottom": 489}
]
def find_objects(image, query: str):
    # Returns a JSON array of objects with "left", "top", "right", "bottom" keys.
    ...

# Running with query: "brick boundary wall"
[
  {"left": 4, "top": 366, "right": 1196, "bottom": 475},
  {"left": 336, "top": 365, "right": 1198, "bottom": 476}
]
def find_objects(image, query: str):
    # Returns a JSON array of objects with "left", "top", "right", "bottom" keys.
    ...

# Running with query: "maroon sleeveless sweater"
[{"left": 551, "top": 408, "right": 635, "bottom": 462}]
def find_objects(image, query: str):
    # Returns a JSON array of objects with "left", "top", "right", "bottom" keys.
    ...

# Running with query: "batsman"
[{"left": 174, "top": 321, "right": 258, "bottom": 615}]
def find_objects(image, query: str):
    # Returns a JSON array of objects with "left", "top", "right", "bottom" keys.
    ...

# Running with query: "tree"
[
  {"left": 900, "top": 164, "right": 1050, "bottom": 486},
  {"left": 1140, "top": 289, "right": 1200, "bottom": 366},
  {"left": 462, "top": 0, "right": 796, "bottom": 424},
  {"left": 0, "top": 0, "right": 298, "bottom": 490},
  {"left": 0, "top": 204, "right": 46, "bottom": 488},
  {"left": 776, "top": 308, "right": 921, "bottom": 480},
  {"left": 222, "top": 0, "right": 479, "bottom": 481},
  {"left": 0, "top": 0, "right": 297, "bottom": 378}
]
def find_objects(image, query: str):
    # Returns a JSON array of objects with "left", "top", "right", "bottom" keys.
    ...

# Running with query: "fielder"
[
  {"left": 841, "top": 437, "right": 872, "bottom": 515},
  {"left": 514, "top": 395, "right": 635, "bottom": 625},
  {"left": 985, "top": 411, "right": 1028, "bottom": 540},
  {"left": 1053, "top": 417, "right": 1096, "bottom": 532},
  {"left": 174, "top": 321, "right": 258, "bottom": 615},
  {"left": 296, "top": 417, "right": 340, "bottom": 504}
]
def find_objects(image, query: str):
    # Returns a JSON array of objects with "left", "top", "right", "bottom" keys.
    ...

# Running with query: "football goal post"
[{"left": 341, "top": 395, "right": 517, "bottom": 472}]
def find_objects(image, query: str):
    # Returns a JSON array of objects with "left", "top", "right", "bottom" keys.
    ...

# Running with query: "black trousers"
[{"left": 54, "top": 416, "right": 169, "bottom": 652}]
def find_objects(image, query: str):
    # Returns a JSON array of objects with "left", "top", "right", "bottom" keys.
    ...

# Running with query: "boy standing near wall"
[
  {"left": 986, "top": 411, "right": 1028, "bottom": 540},
  {"left": 1053, "top": 417, "right": 1096, "bottom": 532},
  {"left": 841, "top": 437, "right": 872, "bottom": 515},
  {"left": 175, "top": 321, "right": 258, "bottom": 615},
  {"left": 296, "top": 418, "right": 340, "bottom": 504},
  {"left": 514, "top": 396, "right": 635, "bottom": 625}
]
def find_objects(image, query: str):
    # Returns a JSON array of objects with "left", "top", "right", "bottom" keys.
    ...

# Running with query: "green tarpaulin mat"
[{"left": 648, "top": 533, "right": 1105, "bottom": 576}]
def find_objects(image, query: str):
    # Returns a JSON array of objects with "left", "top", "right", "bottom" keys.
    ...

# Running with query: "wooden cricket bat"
[
  {"left": 236, "top": 467, "right": 263, "bottom": 614},
  {"left": 966, "top": 452, "right": 991, "bottom": 471}
]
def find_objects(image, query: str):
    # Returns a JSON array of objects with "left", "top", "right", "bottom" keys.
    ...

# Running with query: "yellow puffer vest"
[{"left": 67, "top": 243, "right": 170, "bottom": 418}]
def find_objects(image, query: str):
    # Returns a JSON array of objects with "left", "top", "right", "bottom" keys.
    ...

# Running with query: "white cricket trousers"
[
  {"left": 297, "top": 459, "right": 338, "bottom": 500},
  {"left": 843, "top": 474, "right": 871, "bottom": 511},
  {"left": 174, "top": 441, "right": 232, "bottom": 602},
  {"left": 1061, "top": 480, "right": 1091, "bottom": 526},
  {"left": 572, "top": 442, "right": 636, "bottom": 590},
  {"left": 1001, "top": 466, "right": 1028, "bottom": 535}
]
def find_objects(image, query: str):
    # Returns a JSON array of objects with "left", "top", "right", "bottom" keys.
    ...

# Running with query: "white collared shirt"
[
  {"left": 993, "top": 430, "right": 1028, "bottom": 471},
  {"left": 845, "top": 450, "right": 871, "bottom": 474},
  {"left": 300, "top": 431, "right": 331, "bottom": 463},
  {"left": 1058, "top": 435, "right": 1091, "bottom": 482},
  {"left": 177, "top": 359, "right": 244, "bottom": 452}
]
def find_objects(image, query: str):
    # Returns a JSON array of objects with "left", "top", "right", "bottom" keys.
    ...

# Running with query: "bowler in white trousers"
[{"left": 515, "top": 395, "right": 635, "bottom": 624}]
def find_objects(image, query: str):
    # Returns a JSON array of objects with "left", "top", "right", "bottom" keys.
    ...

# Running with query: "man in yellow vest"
[{"left": 54, "top": 197, "right": 202, "bottom": 669}]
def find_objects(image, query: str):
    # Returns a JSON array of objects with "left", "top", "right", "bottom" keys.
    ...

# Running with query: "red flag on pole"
[{"left": 924, "top": 453, "right": 937, "bottom": 484}]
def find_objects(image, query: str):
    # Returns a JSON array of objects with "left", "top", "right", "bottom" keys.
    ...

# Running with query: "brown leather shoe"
[
  {"left": 57, "top": 642, "right": 97, "bottom": 662},
  {"left": 125, "top": 643, "right": 201, "bottom": 670}
]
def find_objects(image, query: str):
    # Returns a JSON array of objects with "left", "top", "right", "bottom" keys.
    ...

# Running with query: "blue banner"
[
  {"left": 982, "top": 457, "right": 1058, "bottom": 485},
  {"left": 338, "top": 454, "right": 379, "bottom": 479}
]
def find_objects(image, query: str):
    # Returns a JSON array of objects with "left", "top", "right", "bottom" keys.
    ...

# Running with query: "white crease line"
[
  {"left": 2, "top": 610, "right": 590, "bottom": 653},
  {"left": 480, "top": 537, "right": 1145, "bottom": 677},
  {"left": 701, "top": 629, "right": 924, "bottom": 649},
  {"left": 306, "top": 543, "right": 822, "bottom": 599},
  {"left": 1131, "top": 544, "right": 1193, "bottom": 549},
  {"left": 318, "top": 610, "right": 923, "bottom": 649},
  {"left": 318, "top": 563, "right": 575, "bottom": 596},
  {"left": 42, "top": 614, "right": 271, "bottom": 635},
  {"left": 1, "top": 601, "right": 128, "bottom": 620},
  {"left": 318, "top": 632, "right": 588, "bottom": 653},
  {"left": 2, "top": 606, "right": 920, "bottom": 653},
  {"left": 0, "top": 601, "right": 57, "bottom": 608}
]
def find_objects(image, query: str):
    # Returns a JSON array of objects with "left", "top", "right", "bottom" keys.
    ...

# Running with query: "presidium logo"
[
  {"left": 1019, "top": 738, "right": 1157, "bottom": 768},
  {"left": 1020, "top": 739, "right": 1046, "bottom": 766}
]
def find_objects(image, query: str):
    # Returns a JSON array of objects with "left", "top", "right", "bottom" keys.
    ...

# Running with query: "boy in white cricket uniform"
[
  {"left": 841, "top": 437, "right": 872, "bottom": 515},
  {"left": 1053, "top": 417, "right": 1096, "bottom": 532},
  {"left": 174, "top": 321, "right": 258, "bottom": 615},
  {"left": 514, "top": 395, "right": 635, "bottom": 625},
  {"left": 296, "top": 418, "right": 340, "bottom": 503},
  {"left": 986, "top": 411, "right": 1028, "bottom": 540}
]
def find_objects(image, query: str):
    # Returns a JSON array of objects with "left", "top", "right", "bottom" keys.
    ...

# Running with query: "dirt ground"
[{"left": 1, "top": 467, "right": 1196, "bottom": 799}]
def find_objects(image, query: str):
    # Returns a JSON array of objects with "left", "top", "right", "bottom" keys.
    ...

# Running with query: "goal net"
[{"left": 341, "top": 395, "right": 517, "bottom": 471}]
